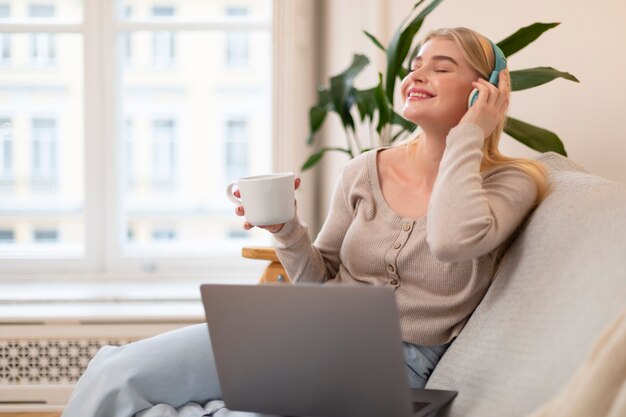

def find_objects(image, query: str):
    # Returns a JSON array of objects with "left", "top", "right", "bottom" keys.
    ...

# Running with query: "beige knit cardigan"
[{"left": 273, "top": 124, "right": 538, "bottom": 345}]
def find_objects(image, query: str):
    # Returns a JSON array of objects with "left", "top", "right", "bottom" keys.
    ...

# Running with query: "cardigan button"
[
  {"left": 402, "top": 223, "right": 411, "bottom": 232},
  {"left": 387, "top": 264, "right": 395, "bottom": 273},
  {"left": 393, "top": 242, "right": 401, "bottom": 249},
  {"left": 390, "top": 279, "right": 399, "bottom": 286}
]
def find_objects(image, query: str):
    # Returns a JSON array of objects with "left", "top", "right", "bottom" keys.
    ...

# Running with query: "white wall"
[{"left": 315, "top": 0, "right": 626, "bottom": 231}]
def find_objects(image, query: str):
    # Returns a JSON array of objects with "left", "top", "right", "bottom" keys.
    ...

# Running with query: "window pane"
[
  {"left": 119, "top": 0, "right": 271, "bottom": 21},
  {"left": 31, "top": 33, "right": 56, "bottom": 66},
  {"left": 120, "top": 30, "right": 272, "bottom": 255},
  {"left": 29, "top": 4, "right": 55, "bottom": 18},
  {"left": 0, "top": 229, "right": 14, "bottom": 243},
  {"left": 0, "top": 33, "right": 84, "bottom": 257},
  {"left": 225, "top": 7, "right": 249, "bottom": 69},
  {"left": 33, "top": 229, "right": 59, "bottom": 243},
  {"left": 19, "top": 1, "right": 82, "bottom": 22},
  {"left": 0, "top": 118, "right": 12, "bottom": 179},
  {"left": 0, "top": 5, "right": 9, "bottom": 65}
]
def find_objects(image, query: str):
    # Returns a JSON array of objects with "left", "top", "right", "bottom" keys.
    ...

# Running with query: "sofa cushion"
[{"left": 426, "top": 153, "right": 626, "bottom": 417}]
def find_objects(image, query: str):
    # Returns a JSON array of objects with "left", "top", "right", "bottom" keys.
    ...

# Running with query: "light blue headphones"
[{"left": 467, "top": 40, "right": 507, "bottom": 108}]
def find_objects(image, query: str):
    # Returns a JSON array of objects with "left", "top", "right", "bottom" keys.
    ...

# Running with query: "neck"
[{"left": 411, "top": 127, "right": 449, "bottom": 188}]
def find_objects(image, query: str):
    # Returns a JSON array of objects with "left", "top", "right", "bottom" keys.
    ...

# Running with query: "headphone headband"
[
  {"left": 468, "top": 38, "right": 507, "bottom": 108},
  {"left": 488, "top": 40, "right": 507, "bottom": 86}
]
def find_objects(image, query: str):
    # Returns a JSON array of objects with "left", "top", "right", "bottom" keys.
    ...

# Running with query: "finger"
[
  {"left": 243, "top": 222, "right": 253, "bottom": 230},
  {"left": 234, "top": 189, "right": 241, "bottom": 198},
  {"left": 295, "top": 177, "right": 301, "bottom": 190},
  {"left": 496, "top": 71, "right": 510, "bottom": 110},
  {"left": 471, "top": 81, "right": 490, "bottom": 105},
  {"left": 235, "top": 205, "right": 245, "bottom": 216},
  {"left": 478, "top": 78, "right": 499, "bottom": 104}
]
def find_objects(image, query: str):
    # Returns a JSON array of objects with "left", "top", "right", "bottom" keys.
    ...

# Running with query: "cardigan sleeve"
[
  {"left": 426, "top": 123, "right": 538, "bottom": 263},
  {"left": 273, "top": 167, "right": 355, "bottom": 283}
]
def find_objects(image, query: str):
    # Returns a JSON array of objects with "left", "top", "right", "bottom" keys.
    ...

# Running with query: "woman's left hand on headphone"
[{"left": 459, "top": 68, "right": 510, "bottom": 138}]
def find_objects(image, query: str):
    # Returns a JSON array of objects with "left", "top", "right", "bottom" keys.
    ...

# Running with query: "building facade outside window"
[
  {"left": 225, "top": 7, "right": 249, "bottom": 69},
  {"left": 0, "top": 4, "right": 10, "bottom": 66},
  {"left": 151, "top": 6, "right": 175, "bottom": 67},
  {"left": 151, "top": 118, "right": 176, "bottom": 184},
  {"left": 0, "top": 118, "right": 12, "bottom": 179},
  {"left": 0, "top": 229, "right": 14, "bottom": 243},
  {"left": 33, "top": 229, "right": 59, "bottom": 243},
  {"left": 29, "top": 4, "right": 56, "bottom": 66},
  {"left": 224, "top": 118, "right": 248, "bottom": 182},
  {"left": 31, "top": 118, "right": 58, "bottom": 181}
]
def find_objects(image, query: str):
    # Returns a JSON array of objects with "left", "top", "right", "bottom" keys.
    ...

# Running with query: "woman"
[{"left": 61, "top": 27, "right": 547, "bottom": 417}]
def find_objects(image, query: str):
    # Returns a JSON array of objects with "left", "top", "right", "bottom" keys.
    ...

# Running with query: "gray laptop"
[{"left": 200, "top": 284, "right": 457, "bottom": 417}]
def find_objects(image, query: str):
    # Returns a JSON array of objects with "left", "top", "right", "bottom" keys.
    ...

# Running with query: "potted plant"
[{"left": 302, "top": 0, "right": 579, "bottom": 171}]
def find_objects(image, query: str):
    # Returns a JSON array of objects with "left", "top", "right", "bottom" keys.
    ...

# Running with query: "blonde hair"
[{"left": 415, "top": 27, "right": 548, "bottom": 203}]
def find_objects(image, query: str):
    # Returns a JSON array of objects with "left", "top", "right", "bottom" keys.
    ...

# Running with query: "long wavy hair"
[{"left": 412, "top": 27, "right": 548, "bottom": 203}]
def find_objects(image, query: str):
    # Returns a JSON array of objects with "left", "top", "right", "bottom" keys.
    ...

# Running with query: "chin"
[
  {"left": 402, "top": 104, "right": 464, "bottom": 132},
  {"left": 401, "top": 107, "right": 424, "bottom": 125}
]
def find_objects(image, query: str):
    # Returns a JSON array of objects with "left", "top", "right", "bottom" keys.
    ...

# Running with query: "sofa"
[
  {"left": 424, "top": 152, "right": 626, "bottom": 416},
  {"left": 140, "top": 152, "right": 626, "bottom": 417}
]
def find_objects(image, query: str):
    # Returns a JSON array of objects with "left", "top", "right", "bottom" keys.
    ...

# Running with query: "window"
[
  {"left": 0, "top": 118, "right": 12, "bottom": 179},
  {"left": 225, "top": 118, "right": 248, "bottom": 181},
  {"left": 152, "top": 228, "right": 176, "bottom": 241},
  {"left": 31, "top": 118, "right": 58, "bottom": 181},
  {"left": 29, "top": 4, "right": 56, "bottom": 66},
  {"left": 124, "top": 119, "right": 133, "bottom": 185},
  {"left": 151, "top": 6, "right": 175, "bottom": 67},
  {"left": 121, "top": 7, "right": 132, "bottom": 65},
  {"left": 0, "top": 229, "right": 14, "bottom": 243},
  {"left": 0, "top": 0, "right": 279, "bottom": 280},
  {"left": 0, "top": 5, "right": 10, "bottom": 65},
  {"left": 225, "top": 7, "right": 249, "bottom": 69},
  {"left": 151, "top": 119, "right": 176, "bottom": 184},
  {"left": 33, "top": 229, "right": 59, "bottom": 243}
]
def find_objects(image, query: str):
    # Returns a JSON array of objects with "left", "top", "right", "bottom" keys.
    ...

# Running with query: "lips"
[{"left": 406, "top": 88, "right": 435, "bottom": 100}]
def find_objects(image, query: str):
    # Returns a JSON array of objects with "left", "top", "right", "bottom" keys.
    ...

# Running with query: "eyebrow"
[{"left": 413, "top": 55, "right": 459, "bottom": 66}]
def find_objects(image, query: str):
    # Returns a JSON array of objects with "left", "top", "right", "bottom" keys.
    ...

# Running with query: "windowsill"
[
  {"left": 0, "top": 278, "right": 257, "bottom": 323},
  {"left": 0, "top": 300, "right": 206, "bottom": 324}
]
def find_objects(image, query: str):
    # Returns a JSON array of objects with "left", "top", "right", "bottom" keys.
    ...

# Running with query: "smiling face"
[{"left": 400, "top": 37, "right": 479, "bottom": 133}]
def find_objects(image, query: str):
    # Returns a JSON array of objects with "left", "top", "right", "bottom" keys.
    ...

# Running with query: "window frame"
[{"left": 0, "top": 0, "right": 307, "bottom": 282}]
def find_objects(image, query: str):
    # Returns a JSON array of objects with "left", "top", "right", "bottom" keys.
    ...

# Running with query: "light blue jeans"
[{"left": 61, "top": 323, "right": 449, "bottom": 417}]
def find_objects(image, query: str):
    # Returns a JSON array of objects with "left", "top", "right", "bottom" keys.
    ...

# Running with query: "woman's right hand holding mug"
[{"left": 234, "top": 177, "right": 301, "bottom": 233}]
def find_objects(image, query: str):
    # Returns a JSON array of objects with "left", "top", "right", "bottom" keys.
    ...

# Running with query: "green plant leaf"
[
  {"left": 307, "top": 105, "right": 328, "bottom": 145},
  {"left": 510, "top": 67, "right": 579, "bottom": 91},
  {"left": 401, "top": 42, "right": 421, "bottom": 78},
  {"left": 363, "top": 30, "right": 386, "bottom": 52},
  {"left": 301, "top": 147, "right": 353, "bottom": 172},
  {"left": 497, "top": 22, "right": 560, "bottom": 57},
  {"left": 391, "top": 111, "right": 417, "bottom": 132},
  {"left": 329, "top": 54, "right": 370, "bottom": 132},
  {"left": 385, "top": 0, "right": 444, "bottom": 103},
  {"left": 354, "top": 87, "right": 377, "bottom": 122},
  {"left": 374, "top": 73, "right": 392, "bottom": 134},
  {"left": 505, "top": 116, "right": 567, "bottom": 156},
  {"left": 317, "top": 87, "right": 332, "bottom": 108}
]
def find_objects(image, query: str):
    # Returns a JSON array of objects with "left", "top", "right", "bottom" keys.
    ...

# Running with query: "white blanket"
[{"left": 137, "top": 400, "right": 279, "bottom": 417}]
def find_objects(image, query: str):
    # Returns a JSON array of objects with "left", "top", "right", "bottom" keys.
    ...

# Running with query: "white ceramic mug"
[{"left": 226, "top": 173, "right": 295, "bottom": 226}]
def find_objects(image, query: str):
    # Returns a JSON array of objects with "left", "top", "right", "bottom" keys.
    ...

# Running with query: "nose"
[{"left": 409, "top": 66, "right": 426, "bottom": 83}]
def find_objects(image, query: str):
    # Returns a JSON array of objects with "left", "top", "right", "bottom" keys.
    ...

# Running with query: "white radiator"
[{"left": 0, "top": 318, "right": 202, "bottom": 413}]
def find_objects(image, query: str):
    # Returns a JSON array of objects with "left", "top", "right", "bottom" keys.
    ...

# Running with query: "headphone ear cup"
[{"left": 467, "top": 88, "right": 479, "bottom": 109}]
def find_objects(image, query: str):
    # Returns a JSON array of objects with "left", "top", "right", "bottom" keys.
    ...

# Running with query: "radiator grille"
[{"left": 0, "top": 339, "right": 134, "bottom": 385}]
